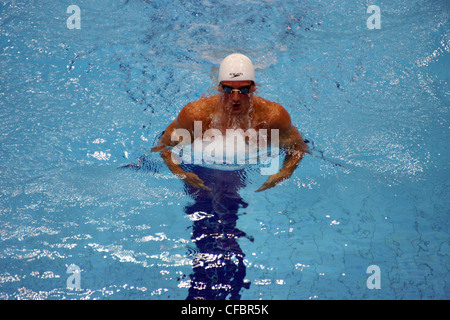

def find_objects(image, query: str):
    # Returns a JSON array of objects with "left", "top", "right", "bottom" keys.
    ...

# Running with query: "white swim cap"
[{"left": 218, "top": 53, "right": 255, "bottom": 83}]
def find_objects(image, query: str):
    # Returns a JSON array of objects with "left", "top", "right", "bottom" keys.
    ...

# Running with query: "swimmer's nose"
[{"left": 232, "top": 91, "right": 241, "bottom": 103}]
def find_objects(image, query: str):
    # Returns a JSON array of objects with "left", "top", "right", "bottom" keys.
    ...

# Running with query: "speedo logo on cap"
[{"left": 229, "top": 72, "right": 243, "bottom": 78}]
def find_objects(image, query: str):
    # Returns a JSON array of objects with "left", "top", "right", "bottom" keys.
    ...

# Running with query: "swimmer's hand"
[
  {"left": 154, "top": 147, "right": 210, "bottom": 191},
  {"left": 255, "top": 172, "right": 289, "bottom": 192},
  {"left": 178, "top": 172, "right": 211, "bottom": 191}
]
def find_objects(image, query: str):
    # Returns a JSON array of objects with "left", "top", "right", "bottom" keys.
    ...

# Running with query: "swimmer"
[{"left": 152, "top": 53, "right": 308, "bottom": 192}]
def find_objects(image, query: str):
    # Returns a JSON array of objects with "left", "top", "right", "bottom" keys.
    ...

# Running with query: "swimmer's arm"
[
  {"left": 159, "top": 148, "right": 210, "bottom": 191},
  {"left": 256, "top": 110, "right": 308, "bottom": 192},
  {"left": 150, "top": 120, "right": 184, "bottom": 174},
  {"left": 151, "top": 109, "right": 211, "bottom": 191},
  {"left": 151, "top": 120, "right": 177, "bottom": 153},
  {"left": 151, "top": 103, "right": 196, "bottom": 152},
  {"left": 279, "top": 126, "right": 308, "bottom": 176}
]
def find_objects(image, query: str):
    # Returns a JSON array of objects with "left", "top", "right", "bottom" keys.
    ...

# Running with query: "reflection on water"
[
  {"left": 182, "top": 165, "right": 252, "bottom": 300},
  {"left": 122, "top": 157, "right": 253, "bottom": 300}
]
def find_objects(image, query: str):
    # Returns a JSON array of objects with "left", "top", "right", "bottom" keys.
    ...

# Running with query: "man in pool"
[{"left": 151, "top": 53, "right": 308, "bottom": 192}]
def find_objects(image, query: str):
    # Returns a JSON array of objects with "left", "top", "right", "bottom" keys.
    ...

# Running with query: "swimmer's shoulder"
[
  {"left": 181, "top": 95, "right": 218, "bottom": 116},
  {"left": 253, "top": 96, "right": 285, "bottom": 113},
  {"left": 253, "top": 96, "right": 291, "bottom": 126},
  {"left": 176, "top": 95, "right": 218, "bottom": 129}
]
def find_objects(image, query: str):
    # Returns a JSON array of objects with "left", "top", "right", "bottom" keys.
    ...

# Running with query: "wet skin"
[{"left": 152, "top": 80, "right": 308, "bottom": 192}]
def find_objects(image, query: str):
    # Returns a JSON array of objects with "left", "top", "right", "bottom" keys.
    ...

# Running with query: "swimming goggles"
[{"left": 221, "top": 85, "right": 252, "bottom": 94}]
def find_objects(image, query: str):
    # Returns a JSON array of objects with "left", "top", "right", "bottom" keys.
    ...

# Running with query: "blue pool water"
[{"left": 0, "top": 0, "right": 448, "bottom": 300}]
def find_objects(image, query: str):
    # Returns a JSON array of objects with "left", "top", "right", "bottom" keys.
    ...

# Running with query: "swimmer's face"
[{"left": 219, "top": 80, "right": 255, "bottom": 114}]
